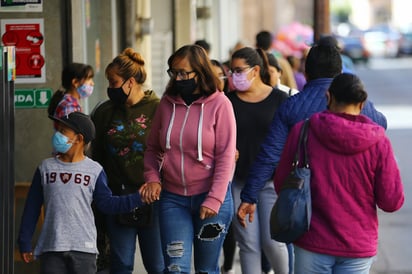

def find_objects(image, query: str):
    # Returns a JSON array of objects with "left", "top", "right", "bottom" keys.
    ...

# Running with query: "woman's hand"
[
  {"left": 237, "top": 202, "right": 256, "bottom": 228},
  {"left": 235, "top": 149, "right": 239, "bottom": 162},
  {"left": 139, "top": 182, "right": 162, "bottom": 204},
  {"left": 200, "top": 206, "right": 217, "bottom": 220},
  {"left": 21, "top": 252, "right": 34, "bottom": 263}
]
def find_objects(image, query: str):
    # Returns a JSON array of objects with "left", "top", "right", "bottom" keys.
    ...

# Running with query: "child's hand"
[
  {"left": 21, "top": 252, "right": 34, "bottom": 263},
  {"left": 139, "top": 182, "right": 161, "bottom": 203}
]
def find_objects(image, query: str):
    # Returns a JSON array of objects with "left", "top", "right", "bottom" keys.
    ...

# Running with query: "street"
[{"left": 357, "top": 57, "right": 412, "bottom": 274}]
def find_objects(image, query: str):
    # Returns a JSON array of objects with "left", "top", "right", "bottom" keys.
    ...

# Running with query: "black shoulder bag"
[{"left": 270, "top": 119, "right": 311, "bottom": 243}]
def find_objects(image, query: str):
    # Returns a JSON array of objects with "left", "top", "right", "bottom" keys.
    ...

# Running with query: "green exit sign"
[{"left": 15, "top": 88, "right": 52, "bottom": 108}]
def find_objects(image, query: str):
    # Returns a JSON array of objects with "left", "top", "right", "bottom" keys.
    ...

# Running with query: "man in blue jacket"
[{"left": 237, "top": 36, "right": 387, "bottom": 229}]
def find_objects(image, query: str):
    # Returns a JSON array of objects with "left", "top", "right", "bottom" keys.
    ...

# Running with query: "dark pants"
[{"left": 39, "top": 251, "right": 96, "bottom": 274}]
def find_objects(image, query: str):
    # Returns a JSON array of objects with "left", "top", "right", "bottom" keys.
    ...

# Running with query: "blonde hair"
[{"left": 105, "top": 48, "right": 147, "bottom": 84}]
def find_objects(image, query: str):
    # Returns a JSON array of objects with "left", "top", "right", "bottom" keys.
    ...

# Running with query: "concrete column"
[
  {"left": 174, "top": 0, "right": 197, "bottom": 48},
  {"left": 136, "top": 0, "right": 153, "bottom": 89},
  {"left": 314, "top": 0, "right": 331, "bottom": 41},
  {"left": 71, "top": 0, "right": 86, "bottom": 62}
]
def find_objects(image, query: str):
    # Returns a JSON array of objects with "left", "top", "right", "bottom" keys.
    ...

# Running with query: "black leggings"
[{"left": 222, "top": 223, "right": 236, "bottom": 271}]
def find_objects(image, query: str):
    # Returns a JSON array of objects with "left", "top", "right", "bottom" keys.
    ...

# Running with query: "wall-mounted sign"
[
  {"left": 15, "top": 88, "right": 52, "bottom": 108},
  {"left": 0, "top": 0, "right": 42, "bottom": 12},
  {"left": 1, "top": 18, "right": 45, "bottom": 83}
]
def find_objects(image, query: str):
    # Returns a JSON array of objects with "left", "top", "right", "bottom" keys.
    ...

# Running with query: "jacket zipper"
[{"left": 179, "top": 105, "right": 190, "bottom": 195}]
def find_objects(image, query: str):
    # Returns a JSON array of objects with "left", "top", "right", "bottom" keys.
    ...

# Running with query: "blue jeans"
[
  {"left": 106, "top": 201, "right": 164, "bottom": 274},
  {"left": 39, "top": 251, "right": 96, "bottom": 274},
  {"left": 294, "top": 245, "right": 375, "bottom": 274},
  {"left": 159, "top": 188, "right": 233, "bottom": 274},
  {"left": 232, "top": 180, "right": 288, "bottom": 274}
]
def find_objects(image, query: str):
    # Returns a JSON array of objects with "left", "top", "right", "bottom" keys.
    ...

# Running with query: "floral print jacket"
[{"left": 91, "top": 90, "right": 159, "bottom": 194}]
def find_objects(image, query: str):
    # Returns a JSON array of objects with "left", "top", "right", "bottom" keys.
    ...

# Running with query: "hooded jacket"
[
  {"left": 144, "top": 91, "right": 236, "bottom": 213},
  {"left": 274, "top": 111, "right": 404, "bottom": 257},
  {"left": 241, "top": 78, "right": 388, "bottom": 203}
]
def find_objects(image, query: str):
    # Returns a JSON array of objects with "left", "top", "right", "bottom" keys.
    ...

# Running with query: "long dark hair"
[
  {"left": 164, "top": 45, "right": 220, "bottom": 96},
  {"left": 210, "top": 59, "right": 229, "bottom": 93},
  {"left": 48, "top": 63, "right": 94, "bottom": 116},
  {"left": 231, "top": 47, "right": 272, "bottom": 86}
]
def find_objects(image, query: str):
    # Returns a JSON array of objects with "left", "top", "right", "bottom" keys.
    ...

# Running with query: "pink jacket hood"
[{"left": 310, "top": 110, "right": 385, "bottom": 154}]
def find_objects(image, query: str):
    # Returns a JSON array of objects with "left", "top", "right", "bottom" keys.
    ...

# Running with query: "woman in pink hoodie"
[
  {"left": 141, "top": 44, "right": 237, "bottom": 273},
  {"left": 274, "top": 73, "right": 404, "bottom": 274}
]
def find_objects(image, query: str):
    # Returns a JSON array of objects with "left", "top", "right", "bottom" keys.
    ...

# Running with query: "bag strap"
[{"left": 293, "top": 119, "right": 310, "bottom": 168}]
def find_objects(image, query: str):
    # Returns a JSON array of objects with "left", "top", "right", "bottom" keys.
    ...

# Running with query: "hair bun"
[
  {"left": 317, "top": 35, "right": 339, "bottom": 49},
  {"left": 329, "top": 73, "right": 367, "bottom": 104},
  {"left": 122, "top": 48, "right": 145, "bottom": 66}
]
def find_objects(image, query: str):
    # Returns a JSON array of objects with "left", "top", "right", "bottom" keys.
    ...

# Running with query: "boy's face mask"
[{"left": 52, "top": 131, "right": 74, "bottom": 153}]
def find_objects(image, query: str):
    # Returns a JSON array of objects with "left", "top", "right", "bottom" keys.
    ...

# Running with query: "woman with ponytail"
[{"left": 227, "top": 47, "right": 289, "bottom": 274}]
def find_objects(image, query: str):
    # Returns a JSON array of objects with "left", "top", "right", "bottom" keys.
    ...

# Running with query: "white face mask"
[{"left": 232, "top": 68, "right": 254, "bottom": 91}]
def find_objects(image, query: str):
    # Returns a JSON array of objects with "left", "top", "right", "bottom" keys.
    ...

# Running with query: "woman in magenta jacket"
[
  {"left": 141, "top": 45, "right": 237, "bottom": 273},
  {"left": 274, "top": 73, "right": 404, "bottom": 274}
]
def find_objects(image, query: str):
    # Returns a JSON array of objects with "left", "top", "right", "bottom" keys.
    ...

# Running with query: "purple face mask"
[{"left": 232, "top": 68, "right": 254, "bottom": 91}]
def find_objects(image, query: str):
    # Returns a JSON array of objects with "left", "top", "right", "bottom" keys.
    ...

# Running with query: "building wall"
[
  {"left": 0, "top": 2, "right": 66, "bottom": 183},
  {"left": 240, "top": 0, "right": 312, "bottom": 46},
  {"left": 150, "top": 0, "right": 174, "bottom": 96},
  {"left": 2, "top": 0, "right": 119, "bottom": 184},
  {"left": 1, "top": 4, "right": 66, "bottom": 272},
  {"left": 241, "top": 0, "right": 276, "bottom": 46}
]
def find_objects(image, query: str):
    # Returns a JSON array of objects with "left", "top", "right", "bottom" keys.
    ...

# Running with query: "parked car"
[
  {"left": 397, "top": 31, "right": 412, "bottom": 56},
  {"left": 363, "top": 24, "right": 401, "bottom": 58},
  {"left": 338, "top": 35, "right": 370, "bottom": 64}
]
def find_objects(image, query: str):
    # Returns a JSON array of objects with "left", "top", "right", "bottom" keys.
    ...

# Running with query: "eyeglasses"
[
  {"left": 229, "top": 66, "right": 252, "bottom": 76},
  {"left": 167, "top": 69, "right": 196, "bottom": 80},
  {"left": 217, "top": 73, "right": 227, "bottom": 80}
]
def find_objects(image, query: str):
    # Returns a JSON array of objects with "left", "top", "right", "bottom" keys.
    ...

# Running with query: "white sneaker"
[{"left": 221, "top": 266, "right": 235, "bottom": 274}]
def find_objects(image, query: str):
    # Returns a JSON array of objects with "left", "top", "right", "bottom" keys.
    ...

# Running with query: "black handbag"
[
  {"left": 270, "top": 119, "right": 311, "bottom": 243},
  {"left": 116, "top": 184, "right": 153, "bottom": 227}
]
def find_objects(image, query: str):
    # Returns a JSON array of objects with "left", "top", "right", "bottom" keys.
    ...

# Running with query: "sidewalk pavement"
[
  {"left": 126, "top": 207, "right": 412, "bottom": 274},
  {"left": 129, "top": 246, "right": 412, "bottom": 274},
  {"left": 131, "top": 245, "right": 242, "bottom": 274}
]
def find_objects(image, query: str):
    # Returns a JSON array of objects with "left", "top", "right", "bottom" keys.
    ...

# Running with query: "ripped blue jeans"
[{"left": 159, "top": 188, "right": 233, "bottom": 274}]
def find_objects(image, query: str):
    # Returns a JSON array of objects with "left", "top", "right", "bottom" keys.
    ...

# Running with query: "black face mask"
[
  {"left": 173, "top": 78, "right": 197, "bottom": 97},
  {"left": 107, "top": 80, "right": 129, "bottom": 105}
]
